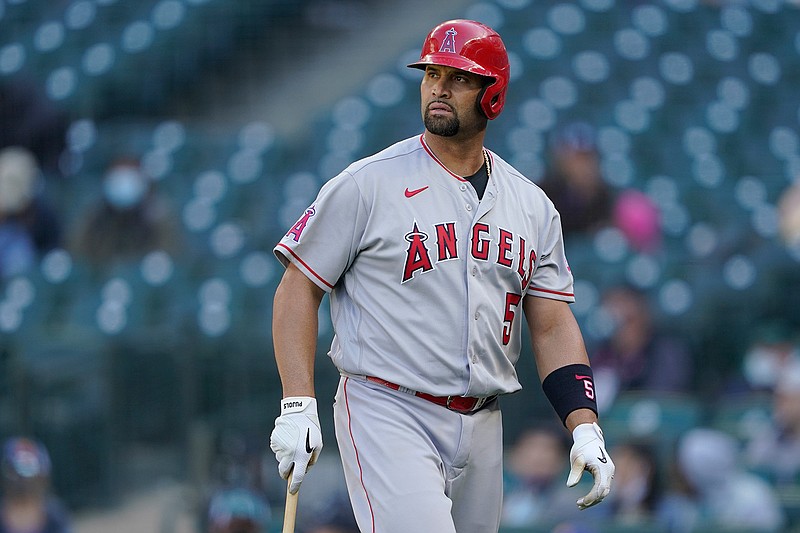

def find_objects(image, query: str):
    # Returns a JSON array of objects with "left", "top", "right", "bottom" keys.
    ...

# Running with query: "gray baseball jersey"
[{"left": 274, "top": 134, "right": 574, "bottom": 398}]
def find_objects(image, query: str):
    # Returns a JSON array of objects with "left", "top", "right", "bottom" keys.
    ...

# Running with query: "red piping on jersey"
[
  {"left": 530, "top": 286, "right": 575, "bottom": 298},
  {"left": 419, "top": 135, "right": 469, "bottom": 182},
  {"left": 344, "top": 378, "right": 376, "bottom": 533},
  {"left": 275, "top": 243, "right": 334, "bottom": 289}
]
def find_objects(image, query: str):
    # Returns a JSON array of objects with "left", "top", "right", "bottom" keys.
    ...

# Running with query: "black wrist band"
[{"left": 542, "top": 363, "right": 598, "bottom": 426}]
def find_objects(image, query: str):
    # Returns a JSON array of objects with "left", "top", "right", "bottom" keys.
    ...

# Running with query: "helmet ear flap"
[
  {"left": 476, "top": 79, "right": 500, "bottom": 119},
  {"left": 479, "top": 78, "right": 505, "bottom": 120},
  {"left": 476, "top": 84, "right": 489, "bottom": 118}
]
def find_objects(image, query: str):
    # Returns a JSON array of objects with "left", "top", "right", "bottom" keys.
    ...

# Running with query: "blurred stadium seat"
[
  {"left": 602, "top": 391, "right": 703, "bottom": 438},
  {"left": 709, "top": 391, "right": 773, "bottom": 442}
]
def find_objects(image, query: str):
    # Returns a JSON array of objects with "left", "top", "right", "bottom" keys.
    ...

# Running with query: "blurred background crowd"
[{"left": 1, "top": 0, "right": 800, "bottom": 532}]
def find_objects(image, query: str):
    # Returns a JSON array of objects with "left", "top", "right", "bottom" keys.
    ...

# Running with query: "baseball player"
[{"left": 270, "top": 19, "right": 614, "bottom": 533}]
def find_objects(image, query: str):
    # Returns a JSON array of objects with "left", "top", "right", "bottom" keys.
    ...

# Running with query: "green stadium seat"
[
  {"left": 600, "top": 391, "right": 704, "bottom": 466},
  {"left": 710, "top": 392, "right": 773, "bottom": 442},
  {"left": 778, "top": 485, "right": 800, "bottom": 531}
]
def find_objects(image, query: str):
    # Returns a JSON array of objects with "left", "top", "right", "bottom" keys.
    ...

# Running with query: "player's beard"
[{"left": 424, "top": 109, "right": 460, "bottom": 137}]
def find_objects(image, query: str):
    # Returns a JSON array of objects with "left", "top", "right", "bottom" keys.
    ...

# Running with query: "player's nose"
[{"left": 431, "top": 78, "right": 451, "bottom": 98}]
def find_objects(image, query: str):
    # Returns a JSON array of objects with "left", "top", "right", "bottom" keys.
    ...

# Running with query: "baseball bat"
[{"left": 282, "top": 470, "right": 299, "bottom": 533}]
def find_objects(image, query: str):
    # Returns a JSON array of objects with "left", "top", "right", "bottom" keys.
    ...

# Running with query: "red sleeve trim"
[
  {"left": 529, "top": 286, "right": 575, "bottom": 298},
  {"left": 275, "top": 243, "right": 335, "bottom": 290}
]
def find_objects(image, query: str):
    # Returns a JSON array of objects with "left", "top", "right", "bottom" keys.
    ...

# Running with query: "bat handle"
[{"left": 282, "top": 472, "right": 299, "bottom": 533}]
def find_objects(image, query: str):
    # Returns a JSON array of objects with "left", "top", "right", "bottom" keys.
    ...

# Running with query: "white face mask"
[
  {"left": 0, "top": 148, "right": 37, "bottom": 215},
  {"left": 743, "top": 346, "right": 781, "bottom": 388},
  {"left": 103, "top": 167, "right": 147, "bottom": 209}
]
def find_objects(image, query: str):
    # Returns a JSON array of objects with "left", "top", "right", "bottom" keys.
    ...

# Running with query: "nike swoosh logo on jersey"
[
  {"left": 305, "top": 429, "right": 313, "bottom": 454},
  {"left": 405, "top": 186, "right": 429, "bottom": 198}
]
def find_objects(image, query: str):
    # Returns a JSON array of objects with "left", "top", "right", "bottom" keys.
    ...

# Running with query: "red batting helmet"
[{"left": 408, "top": 19, "right": 510, "bottom": 120}]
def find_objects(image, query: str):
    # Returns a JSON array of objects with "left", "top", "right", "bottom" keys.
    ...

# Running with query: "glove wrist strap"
[
  {"left": 572, "top": 422, "right": 603, "bottom": 442},
  {"left": 280, "top": 396, "right": 317, "bottom": 415}
]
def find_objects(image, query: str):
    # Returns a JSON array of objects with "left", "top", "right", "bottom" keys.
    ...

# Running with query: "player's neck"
[{"left": 423, "top": 132, "right": 487, "bottom": 178}]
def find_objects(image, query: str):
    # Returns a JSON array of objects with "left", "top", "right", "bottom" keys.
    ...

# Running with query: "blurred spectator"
[
  {"left": 590, "top": 285, "right": 694, "bottom": 411},
  {"left": 595, "top": 440, "right": 661, "bottom": 526},
  {"left": 0, "top": 147, "right": 62, "bottom": 279},
  {"left": 731, "top": 319, "right": 800, "bottom": 393},
  {"left": 206, "top": 487, "right": 270, "bottom": 533},
  {"left": 301, "top": 490, "right": 359, "bottom": 533},
  {"left": 539, "top": 122, "right": 613, "bottom": 237},
  {"left": 195, "top": 430, "right": 274, "bottom": 533},
  {"left": 657, "top": 427, "right": 785, "bottom": 533},
  {"left": 777, "top": 179, "right": 800, "bottom": 251},
  {"left": 0, "top": 437, "right": 72, "bottom": 533},
  {"left": 745, "top": 360, "right": 800, "bottom": 486},
  {"left": 211, "top": 431, "right": 270, "bottom": 495},
  {"left": 612, "top": 189, "right": 662, "bottom": 253},
  {"left": 69, "top": 157, "right": 181, "bottom": 273},
  {"left": 0, "top": 80, "right": 68, "bottom": 176},
  {"left": 500, "top": 425, "right": 579, "bottom": 528}
]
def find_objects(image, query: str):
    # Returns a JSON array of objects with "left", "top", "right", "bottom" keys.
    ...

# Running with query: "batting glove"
[
  {"left": 270, "top": 396, "right": 323, "bottom": 494},
  {"left": 567, "top": 422, "right": 615, "bottom": 510}
]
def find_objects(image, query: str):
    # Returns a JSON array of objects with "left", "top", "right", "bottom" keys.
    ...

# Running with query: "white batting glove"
[
  {"left": 270, "top": 396, "right": 323, "bottom": 494},
  {"left": 567, "top": 422, "right": 615, "bottom": 510}
]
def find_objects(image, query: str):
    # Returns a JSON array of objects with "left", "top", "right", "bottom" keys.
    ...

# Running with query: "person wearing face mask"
[
  {"left": 594, "top": 440, "right": 662, "bottom": 527},
  {"left": 501, "top": 426, "right": 583, "bottom": 529},
  {"left": 69, "top": 157, "right": 181, "bottom": 272},
  {"left": 0, "top": 146, "right": 62, "bottom": 279},
  {"left": 730, "top": 320, "right": 800, "bottom": 394}
]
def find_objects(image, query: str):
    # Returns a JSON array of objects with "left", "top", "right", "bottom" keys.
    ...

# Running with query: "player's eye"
[{"left": 454, "top": 73, "right": 479, "bottom": 86}]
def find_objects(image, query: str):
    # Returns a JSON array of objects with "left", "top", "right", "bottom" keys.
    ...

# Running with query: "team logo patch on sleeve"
[{"left": 286, "top": 205, "right": 316, "bottom": 242}]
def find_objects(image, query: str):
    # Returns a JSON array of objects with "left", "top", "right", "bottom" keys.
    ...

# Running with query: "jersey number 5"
[{"left": 502, "top": 292, "right": 522, "bottom": 345}]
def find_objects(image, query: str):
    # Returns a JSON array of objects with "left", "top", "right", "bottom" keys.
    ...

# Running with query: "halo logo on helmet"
[
  {"left": 439, "top": 28, "right": 458, "bottom": 54},
  {"left": 408, "top": 19, "right": 510, "bottom": 120}
]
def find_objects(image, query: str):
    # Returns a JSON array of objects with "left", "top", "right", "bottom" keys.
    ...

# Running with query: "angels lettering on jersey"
[
  {"left": 286, "top": 206, "right": 540, "bottom": 292},
  {"left": 402, "top": 219, "right": 536, "bottom": 291}
]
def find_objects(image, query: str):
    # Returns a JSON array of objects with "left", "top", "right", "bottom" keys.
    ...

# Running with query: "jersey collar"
[{"left": 420, "top": 134, "right": 493, "bottom": 183}]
